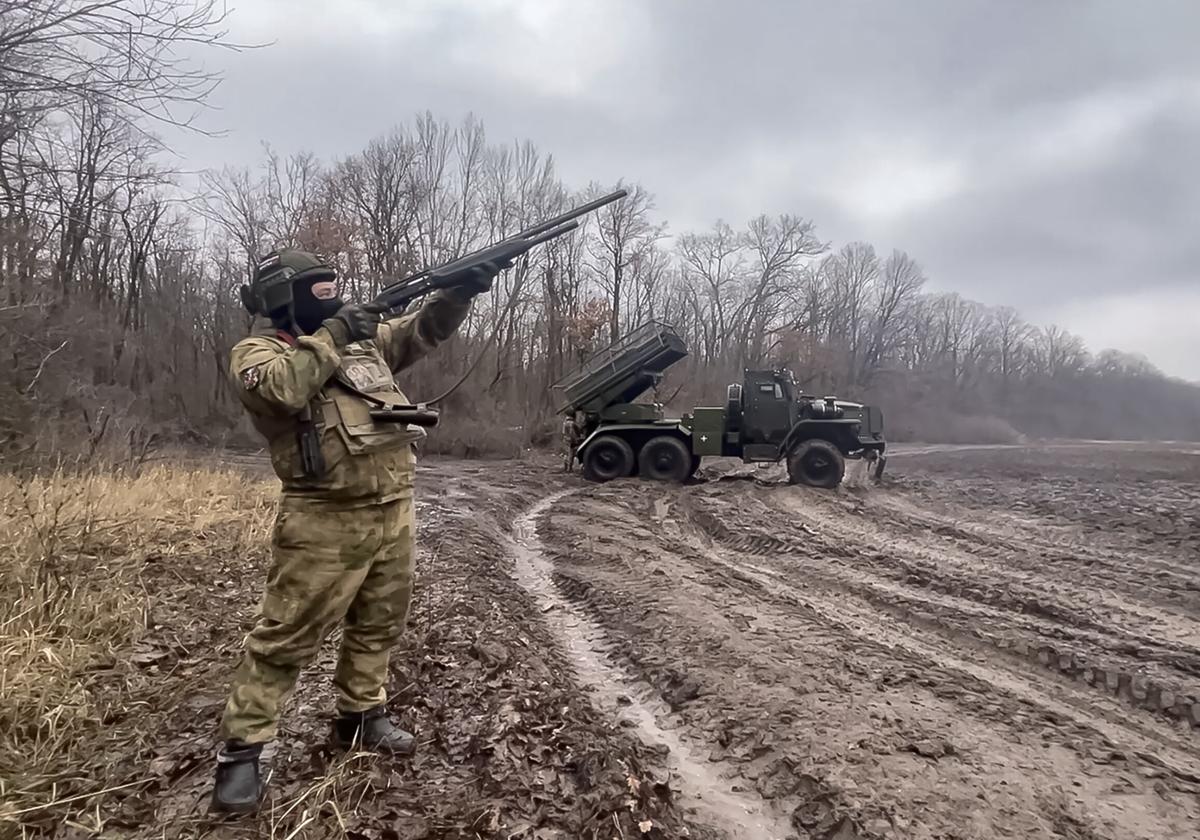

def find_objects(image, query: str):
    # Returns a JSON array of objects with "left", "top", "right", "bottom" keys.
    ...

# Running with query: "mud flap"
[{"left": 872, "top": 454, "right": 887, "bottom": 482}]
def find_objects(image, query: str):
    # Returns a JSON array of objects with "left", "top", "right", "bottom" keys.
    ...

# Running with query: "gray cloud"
[{"left": 173, "top": 0, "right": 1200, "bottom": 378}]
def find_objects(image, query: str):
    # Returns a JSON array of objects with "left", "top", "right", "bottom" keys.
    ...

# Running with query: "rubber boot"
[
  {"left": 211, "top": 740, "right": 264, "bottom": 814},
  {"left": 333, "top": 706, "right": 416, "bottom": 755}
]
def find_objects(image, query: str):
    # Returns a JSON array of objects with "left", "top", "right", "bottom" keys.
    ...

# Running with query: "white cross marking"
[{"left": 700, "top": 434, "right": 708, "bottom": 442}]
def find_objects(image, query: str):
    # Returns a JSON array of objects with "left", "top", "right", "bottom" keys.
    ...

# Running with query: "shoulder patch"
[{"left": 240, "top": 365, "right": 262, "bottom": 390}]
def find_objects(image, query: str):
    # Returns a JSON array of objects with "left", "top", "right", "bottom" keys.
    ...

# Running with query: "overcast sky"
[{"left": 173, "top": 0, "right": 1199, "bottom": 380}]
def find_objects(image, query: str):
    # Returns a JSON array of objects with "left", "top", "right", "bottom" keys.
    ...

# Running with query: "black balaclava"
[{"left": 290, "top": 276, "right": 343, "bottom": 335}]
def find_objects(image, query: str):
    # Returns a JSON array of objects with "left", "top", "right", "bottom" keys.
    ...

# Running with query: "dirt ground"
[
  {"left": 528, "top": 442, "right": 1200, "bottom": 839},
  {"left": 7, "top": 442, "right": 1199, "bottom": 839}
]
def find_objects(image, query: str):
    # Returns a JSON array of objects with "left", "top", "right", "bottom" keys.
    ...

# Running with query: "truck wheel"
[
  {"left": 582, "top": 435, "right": 636, "bottom": 482},
  {"left": 787, "top": 439, "right": 845, "bottom": 489},
  {"left": 637, "top": 435, "right": 692, "bottom": 483}
]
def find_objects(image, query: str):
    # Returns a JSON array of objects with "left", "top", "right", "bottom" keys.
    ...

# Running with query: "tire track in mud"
[
  {"left": 681, "top": 486, "right": 1200, "bottom": 730},
  {"left": 823, "top": 494, "right": 1200, "bottom": 703},
  {"left": 537, "top": 488, "right": 1200, "bottom": 840},
  {"left": 864, "top": 492, "right": 1200, "bottom": 612},
  {"left": 707, "top": 547, "right": 1200, "bottom": 781},
  {"left": 659, "top": 498, "right": 1200, "bottom": 772},
  {"left": 886, "top": 446, "right": 1200, "bottom": 568},
  {"left": 508, "top": 490, "right": 798, "bottom": 840},
  {"left": 856, "top": 492, "right": 1200, "bottom": 659},
  {"left": 697, "top": 491, "right": 1200, "bottom": 666},
  {"left": 735, "top": 484, "right": 1196, "bottom": 629}
]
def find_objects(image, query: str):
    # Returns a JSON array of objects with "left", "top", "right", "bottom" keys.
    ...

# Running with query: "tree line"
[{"left": 2, "top": 0, "right": 1198, "bottom": 462}]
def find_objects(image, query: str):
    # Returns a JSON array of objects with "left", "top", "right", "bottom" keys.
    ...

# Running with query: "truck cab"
[{"left": 741, "top": 370, "right": 796, "bottom": 448}]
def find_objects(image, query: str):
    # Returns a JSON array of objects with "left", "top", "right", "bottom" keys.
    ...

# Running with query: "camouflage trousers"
[{"left": 219, "top": 497, "right": 415, "bottom": 744}]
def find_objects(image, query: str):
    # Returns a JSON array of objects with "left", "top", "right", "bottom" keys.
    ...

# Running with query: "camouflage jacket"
[
  {"left": 230, "top": 290, "right": 471, "bottom": 510},
  {"left": 561, "top": 416, "right": 579, "bottom": 442}
]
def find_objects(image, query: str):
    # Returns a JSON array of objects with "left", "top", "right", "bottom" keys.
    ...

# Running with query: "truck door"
[{"left": 745, "top": 375, "right": 792, "bottom": 444}]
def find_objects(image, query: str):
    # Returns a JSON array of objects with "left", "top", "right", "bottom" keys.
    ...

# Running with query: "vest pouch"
[
  {"left": 267, "top": 420, "right": 348, "bottom": 482},
  {"left": 326, "top": 390, "right": 422, "bottom": 456}
]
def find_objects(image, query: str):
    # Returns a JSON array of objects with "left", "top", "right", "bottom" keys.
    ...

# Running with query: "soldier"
[
  {"left": 212, "top": 248, "right": 497, "bottom": 814},
  {"left": 561, "top": 412, "right": 579, "bottom": 472}
]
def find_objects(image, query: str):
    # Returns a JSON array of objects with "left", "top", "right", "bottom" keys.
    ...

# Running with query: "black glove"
[
  {"left": 458, "top": 260, "right": 505, "bottom": 297},
  {"left": 323, "top": 302, "right": 387, "bottom": 345}
]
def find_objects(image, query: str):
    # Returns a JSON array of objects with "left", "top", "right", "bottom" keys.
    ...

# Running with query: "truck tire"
[
  {"left": 638, "top": 435, "right": 692, "bottom": 483},
  {"left": 582, "top": 435, "right": 636, "bottom": 482},
  {"left": 787, "top": 439, "right": 845, "bottom": 489}
]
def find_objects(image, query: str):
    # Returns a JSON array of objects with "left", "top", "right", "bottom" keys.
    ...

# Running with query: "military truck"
[{"left": 554, "top": 321, "right": 886, "bottom": 487}]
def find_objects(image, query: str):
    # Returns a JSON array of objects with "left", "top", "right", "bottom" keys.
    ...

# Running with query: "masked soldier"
[{"left": 212, "top": 249, "right": 496, "bottom": 814}]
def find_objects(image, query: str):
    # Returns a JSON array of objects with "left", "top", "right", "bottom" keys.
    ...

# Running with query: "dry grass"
[
  {"left": 0, "top": 458, "right": 685, "bottom": 838},
  {"left": 0, "top": 464, "right": 275, "bottom": 835}
]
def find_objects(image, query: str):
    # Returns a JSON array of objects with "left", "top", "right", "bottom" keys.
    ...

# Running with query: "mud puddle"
[{"left": 510, "top": 491, "right": 796, "bottom": 840}]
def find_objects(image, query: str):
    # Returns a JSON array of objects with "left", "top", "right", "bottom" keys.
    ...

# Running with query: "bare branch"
[{"left": 21, "top": 338, "right": 68, "bottom": 393}]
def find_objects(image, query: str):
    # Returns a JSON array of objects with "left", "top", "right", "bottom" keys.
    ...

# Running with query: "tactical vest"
[
  {"left": 321, "top": 342, "right": 425, "bottom": 454},
  {"left": 260, "top": 341, "right": 424, "bottom": 507}
]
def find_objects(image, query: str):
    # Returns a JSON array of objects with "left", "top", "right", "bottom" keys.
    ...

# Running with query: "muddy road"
[
  {"left": 37, "top": 443, "right": 1197, "bottom": 839},
  {"left": 415, "top": 442, "right": 1200, "bottom": 839}
]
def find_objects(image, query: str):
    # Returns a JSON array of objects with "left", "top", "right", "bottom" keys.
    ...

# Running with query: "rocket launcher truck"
[{"left": 554, "top": 322, "right": 887, "bottom": 487}]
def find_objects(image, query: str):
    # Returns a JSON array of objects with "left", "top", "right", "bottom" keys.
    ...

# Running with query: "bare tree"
[
  {"left": 677, "top": 220, "right": 745, "bottom": 361},
  {"left": 261, "top": 147, "right": 322, "bottom": 250},
  {"left": 736, "top": 213, "right": 826, "bottom": 366},
  {"left": 991, "top": 305, "right": 1031, "bottom": 393},
  {"left": 588, "top": 181, "right": 662, "bottom": 344},
  {"left": 330, "top": 129, "right": 419, "bottom": 286},
  {"left": 0, "top": 0, "right": 236, "bottom": 130},
  {"left": 200, "top": 166, "right": 268, "bottom": 271},
  {"left": 858, "top": 250, "right": 925, "bottom": 382},
  {"left": 820, "top": 242, "right": 879, "bottom": 384},
  {"left": 1032, "top": 324, "right": 1089, "bottom": 378}
]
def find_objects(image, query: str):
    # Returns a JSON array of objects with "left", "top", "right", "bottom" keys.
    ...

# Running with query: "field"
[{"left": 2, "top": 443, "right": 1198, "bottom": 839}]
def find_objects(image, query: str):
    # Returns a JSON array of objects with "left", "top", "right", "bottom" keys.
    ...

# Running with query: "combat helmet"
[{"left": 239, "top": 249, "right": 336, "bottom": 317}]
